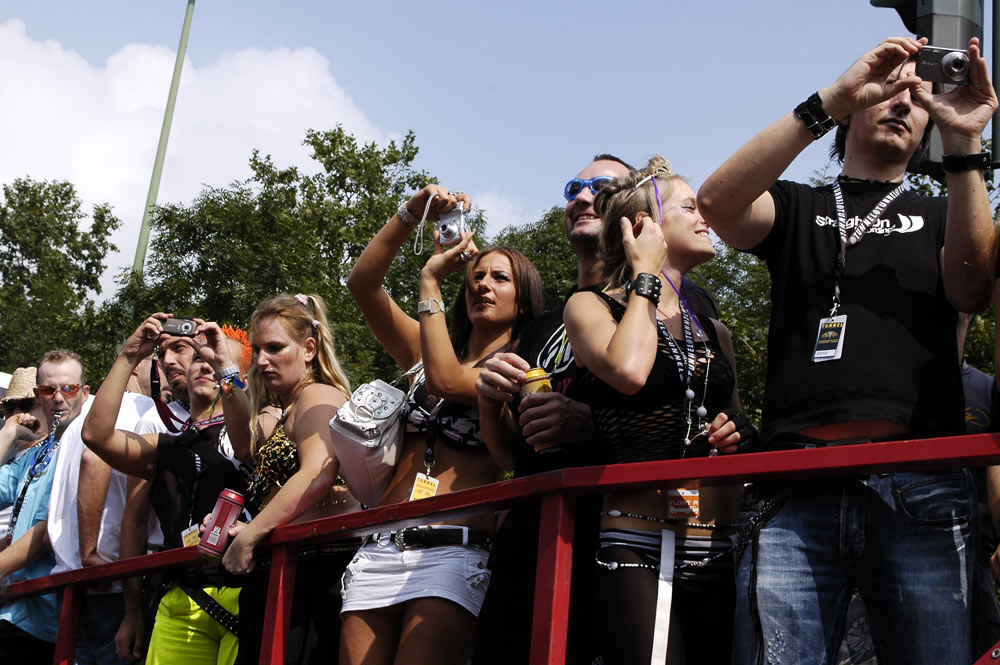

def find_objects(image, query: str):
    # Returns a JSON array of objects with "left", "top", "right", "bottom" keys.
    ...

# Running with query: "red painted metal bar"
[
  {"left": 530, "top": 494, "right": 576, "bottom": 665},
  {"left": 974, "top": 638, "right": 1000, "bottom": 664},
  {"left": 260, "top": 544, "right": 298, "bottom": 665},
  {"left": 5, "top": 433, "right": 1000, "bottom": 665},
  {"left": 52, "top": 584, "right": 81, "bottom": 665}
]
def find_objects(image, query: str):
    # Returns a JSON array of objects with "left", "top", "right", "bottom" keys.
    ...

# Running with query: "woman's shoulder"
[{"left": 297, "top": 381, "right": 349, "bottom": 409}]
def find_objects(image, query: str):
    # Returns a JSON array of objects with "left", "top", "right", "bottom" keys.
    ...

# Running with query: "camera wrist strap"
[{"left": 411, "top": 193, "right": 440, "bottom": 255}]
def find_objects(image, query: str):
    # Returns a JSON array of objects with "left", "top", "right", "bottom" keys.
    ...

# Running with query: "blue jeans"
[
  {"left": 734, "top": 471, "right": 977, "bottom": 665},
  {"left": 75, "top": 593, "right": 131, "bottom": 665}
]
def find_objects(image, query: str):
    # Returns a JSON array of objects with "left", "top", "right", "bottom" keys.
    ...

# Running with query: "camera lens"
[
  {"left": 181, "top": 322, "right": 193, "bottom": 333},
  {"left": 941, "top": 51, "right": 969, "bottom": 83}
]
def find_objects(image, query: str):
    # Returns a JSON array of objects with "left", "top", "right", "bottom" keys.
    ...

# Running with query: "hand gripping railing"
[{"left": 10, "top": 432, "right": 1000, "bottom": 665}]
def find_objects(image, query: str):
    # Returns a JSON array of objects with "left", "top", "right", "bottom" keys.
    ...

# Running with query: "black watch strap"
[
  {"left": 941, "top": 151, "right": 992, "bottom": 172},
  {"left": 794, "top": 92, "right": 837, "bottom": 140}
]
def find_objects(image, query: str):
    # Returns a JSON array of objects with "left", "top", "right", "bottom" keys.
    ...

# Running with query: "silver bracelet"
[
  {"left": 417, "top": 298, "right": 446, "bottom": 315},
  {"left": 397, "top": 201, "right": 419, "bottom": 227}
]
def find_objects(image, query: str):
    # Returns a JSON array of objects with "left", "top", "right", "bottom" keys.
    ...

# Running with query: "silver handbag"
[{"left": 329, "top": 363, "right": 421, "bottom": 507}]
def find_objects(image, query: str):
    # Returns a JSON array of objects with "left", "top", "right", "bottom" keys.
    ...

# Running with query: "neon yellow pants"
[{"left": 146, "top": 585, "right": 240, "bottom": 665}]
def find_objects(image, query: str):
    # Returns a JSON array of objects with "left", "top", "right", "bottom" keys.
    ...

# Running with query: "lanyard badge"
[{"left": 813, "top": 180, "right": 904, "bottom": 363}]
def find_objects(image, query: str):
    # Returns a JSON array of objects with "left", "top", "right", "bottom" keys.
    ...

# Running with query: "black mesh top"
[{"left": 581, "top": 292, "right": 735, "bottom": 463}]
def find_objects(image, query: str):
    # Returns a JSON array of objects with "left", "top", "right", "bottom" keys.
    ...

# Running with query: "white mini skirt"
[{"left": 340, "top": 540, "right": 491, "bottom": 616}]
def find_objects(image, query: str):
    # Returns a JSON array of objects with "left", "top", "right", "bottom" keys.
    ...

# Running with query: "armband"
[
  {"left": 794, "top": 92, "right": 837, "bottom": 140},
  {"left": 941, "top": 151, "right": 992, "bottom": 173},
  {"left": 625, "top": 273, "right": 661, "bottom": 306}
]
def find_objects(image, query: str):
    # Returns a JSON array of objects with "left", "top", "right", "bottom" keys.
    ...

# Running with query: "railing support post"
[
  {"left": 259, "top": 544, "right": 297, "bottom": 665},
  {"left": 530, "top": 493, "right": 576, "bottom": 665},
  {"left": 52, "top": 584, "right": 81, "bottom": 665}
]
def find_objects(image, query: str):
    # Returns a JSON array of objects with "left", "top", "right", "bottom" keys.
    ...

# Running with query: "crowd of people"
[{"left": 1, "top": 34, "right": 1000, "bottom": 665}]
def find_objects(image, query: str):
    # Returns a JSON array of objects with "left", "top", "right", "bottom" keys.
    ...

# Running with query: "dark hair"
[
  {"left": 448, "top": 246, "right": 544, "bottom": 353},
  {"left": 592, "top": 153, "right": 634, "bottom": 171}
]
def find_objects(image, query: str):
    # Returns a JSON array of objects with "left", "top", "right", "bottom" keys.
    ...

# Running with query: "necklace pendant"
[
  {"left": 709, "top": 448, "right": 718, "bottom": 457},
  {"left": 683, "top": 438, "right": 691, "bottom": 446},
  {"left": 684, "top": 388, "right": 696, "bottom": 401},
  {"left": 696, "top": 405, "right": 708, "bottom": 418}
]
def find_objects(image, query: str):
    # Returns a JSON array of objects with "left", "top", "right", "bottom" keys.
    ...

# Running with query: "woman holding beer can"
[
  {"left": 82, "top": 315, "right": 254, "bottom": 665},
  {"left": 220, "top": 293, "right": 359, "bottom": 665},
  {"left": 563, "top": 156, "right": 757, "bottom": 665},
  {"left": 343, "top": 184, "right": 543, "bottom": 665}
]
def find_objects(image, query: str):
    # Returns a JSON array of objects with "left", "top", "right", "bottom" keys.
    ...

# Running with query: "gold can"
[{"left": 520, "top": 368, "right": 552, "bottom": 397}]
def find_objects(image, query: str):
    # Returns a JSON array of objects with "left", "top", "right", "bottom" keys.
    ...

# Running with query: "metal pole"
[{"left": 131, "top": 0, "right": 196, "bottom": 276}]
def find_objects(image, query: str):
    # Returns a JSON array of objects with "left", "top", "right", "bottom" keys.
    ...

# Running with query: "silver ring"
[{"left": 459, "top": 251, "right": 472, "bottom": 262}]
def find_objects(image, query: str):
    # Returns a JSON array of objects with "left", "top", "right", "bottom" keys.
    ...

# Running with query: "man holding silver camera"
[{"left": 698, "top": 36, "right": 997, "bottom": 665}]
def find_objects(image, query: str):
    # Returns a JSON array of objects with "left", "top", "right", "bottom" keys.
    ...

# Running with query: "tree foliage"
[
  {"left": 492, "top": 206, "right": 578, "bottom": 311},
  {"left": 0, "top": 178, "right": 120, "bottom": 378}
]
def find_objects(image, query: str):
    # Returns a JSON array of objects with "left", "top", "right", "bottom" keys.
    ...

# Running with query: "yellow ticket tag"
[
  {"left": 667, "top": 489, "right": 699, "bottom": 519},
  {"left": 181, "top": 525, "right": 200, "bottom": 547},
  {"left": 409, "top": 473, "right": 439, "bottom": 501}
]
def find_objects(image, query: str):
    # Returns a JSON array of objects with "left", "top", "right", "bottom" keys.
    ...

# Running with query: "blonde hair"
[
  {"left": 247, "top": 293, "right": 351, "bottom": 456},
  {"left": 593, "top": 155, "right": 685, "bottom": 289}
]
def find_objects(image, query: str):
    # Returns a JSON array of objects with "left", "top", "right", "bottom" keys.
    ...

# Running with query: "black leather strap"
[
  {"left": 794, "top": 92, "right": 837, "bottom": 140},
  {"left": 941, "top": 150, "right": 992, "bottom": 172},
  {"left": 176, "top": 582, "right": 240, "bottom": 634},
  {"left": 364, "top": 526, "right": 492, "bottom": 551}
]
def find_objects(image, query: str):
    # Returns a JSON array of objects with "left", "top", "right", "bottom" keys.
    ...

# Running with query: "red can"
[{"left": 198, "top": 489, "right": 245, "bottom": 557}]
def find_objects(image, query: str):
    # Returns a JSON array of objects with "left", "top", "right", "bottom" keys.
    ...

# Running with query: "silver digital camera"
[
  {"left": 436, "top": 201, "right": 469, "bottom": 246},
  {"left": 916, "top": 46, "right": 969, "bottom": 86}
]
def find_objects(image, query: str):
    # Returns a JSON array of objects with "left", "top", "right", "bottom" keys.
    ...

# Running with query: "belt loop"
[{"left": 461, "top": 526, "right": 469, "bottom": 546}]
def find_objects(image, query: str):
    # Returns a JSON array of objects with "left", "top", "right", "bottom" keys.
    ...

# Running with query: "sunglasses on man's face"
[
  {"left": 36, "top": 384, "right": 82, "bottom": 398},
  {"left": 3, "top": 399, "right": 35, "bottom": 417},
  {"left": 564, "top": 176, "right": 614, "bottom": 201}
]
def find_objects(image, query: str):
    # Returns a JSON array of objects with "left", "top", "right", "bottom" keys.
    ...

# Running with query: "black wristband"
[
  {"left": 794, "top": 92, "right": 837, "bottom": 141},
  {"left": 625, "top": 272, "right": 661, "bottom": 306},
  {"left": 941, "top": 151, "right": 992, "bottom": 173}
]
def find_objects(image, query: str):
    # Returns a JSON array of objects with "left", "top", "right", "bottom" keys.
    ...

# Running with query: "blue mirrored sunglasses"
[{"left": 563, "top": 176, "right": 614, "bottom": 201}]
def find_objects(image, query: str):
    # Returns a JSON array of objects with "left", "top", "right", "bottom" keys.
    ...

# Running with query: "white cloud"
[
  {"left": 472, "top": 189, "right": 545, "bottom": 240},
  {"left": 0, "top": 18, "right": 386, "bottom": 296}
]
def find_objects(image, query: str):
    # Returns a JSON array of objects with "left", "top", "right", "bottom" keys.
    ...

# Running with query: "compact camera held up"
[
  {"left": 916, "top": 46, "right": 969, "bottom": 86},
  {"left": 436, "top": 201, "right": 470, "bottom": 246}
]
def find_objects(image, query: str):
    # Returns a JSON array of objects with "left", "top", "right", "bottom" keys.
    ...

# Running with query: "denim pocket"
[{"left": 892, "top": 472, "right": 972, "bottom": 525}]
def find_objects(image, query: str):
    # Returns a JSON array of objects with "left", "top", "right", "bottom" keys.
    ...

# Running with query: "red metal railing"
[{"left": 11, "top": 433, "right": 1000, "bottom": 665}]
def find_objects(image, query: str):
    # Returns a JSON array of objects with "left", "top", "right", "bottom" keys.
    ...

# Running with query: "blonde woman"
[
  {"left": 225, "top": 293, "right": 360, "bottom": 665},
  {"left": 564, "top": 157, "right": 756, "bottom": 664}
]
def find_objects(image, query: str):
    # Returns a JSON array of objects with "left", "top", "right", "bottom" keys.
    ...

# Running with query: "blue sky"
[{"left": 0, "top": 1, "right": 992, "bottom": 293}]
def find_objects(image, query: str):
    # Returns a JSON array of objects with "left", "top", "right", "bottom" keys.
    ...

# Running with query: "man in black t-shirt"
[{"left": 698, "top": 37, "right": 997, "bottom": 665}]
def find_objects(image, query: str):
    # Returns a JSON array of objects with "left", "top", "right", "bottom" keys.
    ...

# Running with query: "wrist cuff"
[
  {"left": 794, "top": 92, "right": 837, "bottom": 140},
  {"left": 941, "top": 151, "right": 992, "bottom": 172},
  {"left": 625, "top": 273, "right": 662, "bottom": 306},
  {"left": 417, "top": 298, "right": 446, "bottom": 315}
]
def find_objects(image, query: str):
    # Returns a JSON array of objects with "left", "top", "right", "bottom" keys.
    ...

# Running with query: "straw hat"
[{"left": 1, "top": 367, "right": 37, "bottom": 403}]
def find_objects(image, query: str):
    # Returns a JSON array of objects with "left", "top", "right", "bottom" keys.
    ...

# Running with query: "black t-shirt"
[
  {"left": 750, "top": 178, "right": 962, "bottom": 443},
  {"left": 150, "top": 423, "right": 252, "bottom": 586}
]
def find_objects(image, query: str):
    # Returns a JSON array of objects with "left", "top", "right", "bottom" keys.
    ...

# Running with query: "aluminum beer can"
[
  {"left": 520, "top": 368, "right": 552, "bottom": 397},
  {"left": 198, "top": 489, "right": 244, "bottom": 557}
]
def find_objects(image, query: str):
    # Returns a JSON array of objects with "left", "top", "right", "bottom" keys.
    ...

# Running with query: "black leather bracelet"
[
  {"left": 941, "top": 150, "right": 992, "bottom": 172},
  {"left": 794, "top": 92, "right": 837, "bottom": 140},
  {"left": 625, "top": 272, "right": 661, "bottom": 305}
]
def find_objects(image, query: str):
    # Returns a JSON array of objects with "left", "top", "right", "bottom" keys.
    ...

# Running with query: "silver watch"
[{"left": 417, "top": 298, "right": 446, "bottom": 315}]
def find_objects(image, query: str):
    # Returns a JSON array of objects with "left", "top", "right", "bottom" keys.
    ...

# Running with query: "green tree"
[
  {"left": 95, "top": 126, "right": 452, "bottom": 386},
  {"left": 491, "top": 206, "right": 578, "bottom": 310},
  {"left": 0, "top": 178, "right": 120, "bottom": 379},
  {"left": 689, "top": 245, "right": 771, "bottom": 425}
]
